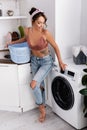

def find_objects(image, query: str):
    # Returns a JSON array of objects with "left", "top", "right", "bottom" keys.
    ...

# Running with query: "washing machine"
[{"left": 50, "top": 58, "right": 87, "bottom": 129}]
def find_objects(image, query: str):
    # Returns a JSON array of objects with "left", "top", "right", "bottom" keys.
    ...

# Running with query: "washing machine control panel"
[
  {"left": 67, "top": 70, "right": 75, "bottom": 77},
  {"left": 60, "top": 69, "right": 76, "bottom": 79}
]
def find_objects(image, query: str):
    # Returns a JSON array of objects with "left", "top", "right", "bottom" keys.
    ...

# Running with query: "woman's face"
[{"left": 33, "top": 16, "right": 45, "bottom": 31}]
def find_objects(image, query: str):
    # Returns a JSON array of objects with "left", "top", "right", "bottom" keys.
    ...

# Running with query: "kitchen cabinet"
[
  {"left": 0, "top": 64, "right": 19, "bottom": 107},
  {"left": 0, "top": 63, "right": 36, "bottom": 112}
]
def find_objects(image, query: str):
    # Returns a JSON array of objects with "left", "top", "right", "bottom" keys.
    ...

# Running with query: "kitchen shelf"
[{"left": 0, "top": 16, "right": 27, "bottom": 20}]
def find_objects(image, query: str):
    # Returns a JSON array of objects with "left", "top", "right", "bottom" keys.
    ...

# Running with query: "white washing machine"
[{"left": 49, "top": 58, "right": 87, "bottom": 129}]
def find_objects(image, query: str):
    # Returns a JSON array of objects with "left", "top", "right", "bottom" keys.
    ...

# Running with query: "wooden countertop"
[
  {"left": 0, "top": 59, "right": 15, "bottom": 64},
  {"left": 0, "top": 50, "right": 15, "bottom": 64}
]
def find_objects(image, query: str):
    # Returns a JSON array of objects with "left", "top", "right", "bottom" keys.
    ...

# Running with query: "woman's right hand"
[
  {"left": 4, "top": 32, "right": 12, "bottom": 48},
  {"left": 4, "top": 41, "right": 11, "bottom": 48}
]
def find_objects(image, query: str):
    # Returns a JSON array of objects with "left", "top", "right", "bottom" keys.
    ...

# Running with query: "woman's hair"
[{"left": 29, "top": 7, "right": 47, "bottom": 23}]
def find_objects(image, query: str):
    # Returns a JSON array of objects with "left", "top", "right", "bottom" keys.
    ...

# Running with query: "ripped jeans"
[{"left": 30, "top": 54, "right": 53, "bottom": 105}]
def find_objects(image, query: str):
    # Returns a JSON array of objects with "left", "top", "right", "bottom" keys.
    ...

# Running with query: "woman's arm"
[
  {"left": 10, "top": 37, "right": 26, "bottom": 44},
  {"left": 46, "top": 30, "right": 66, "bottom": 70},
  {"left": 6, "top": 27, "right": 28, "bottom": 46},
  {"left": 6, "top": 36, "right": 26, "bottom": 48}
]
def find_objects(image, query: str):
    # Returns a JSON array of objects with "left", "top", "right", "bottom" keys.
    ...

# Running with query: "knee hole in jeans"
[{"left": 30, "top": 80, "right": 37, "bottom": 89}]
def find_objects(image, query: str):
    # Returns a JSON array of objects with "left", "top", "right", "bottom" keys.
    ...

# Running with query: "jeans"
[{"left": 30, "top": 54, "right": 53, "bottom": 105}]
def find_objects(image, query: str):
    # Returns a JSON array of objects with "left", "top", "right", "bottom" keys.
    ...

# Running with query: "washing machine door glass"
[{"left": 52, "top": 76, "right": 74, "bottom": 110}]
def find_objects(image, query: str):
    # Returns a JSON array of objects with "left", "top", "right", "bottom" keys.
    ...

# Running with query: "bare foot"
[
  {"left": 39, "top": 111, "right": 46, "bottom": 122},
  {"left": 39, "top": 105, "right": 46, "bottom": 122}
]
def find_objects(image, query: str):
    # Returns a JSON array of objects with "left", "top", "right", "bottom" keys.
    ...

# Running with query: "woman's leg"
[
  {"left": 30, "top": 81, "right": 46, "bottom": 122},
  {"left": 39, "top": 104, "right": 46, "bottom": 122},
  {"left": 30, "top": 55, "right": 53, "bottom": 122},
  {"left": 31, "top": 56, "right": 53, "bottom": 104},
  {"left": 40, "top": 81, "right": 45, "bottom": 106}
]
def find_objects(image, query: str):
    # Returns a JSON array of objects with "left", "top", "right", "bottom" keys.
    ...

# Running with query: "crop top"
[{"left": 27, "top": 37, "right": 48, "bottom": 51}]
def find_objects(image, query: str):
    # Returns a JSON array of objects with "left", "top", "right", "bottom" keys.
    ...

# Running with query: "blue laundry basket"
[{"left": 8, "top": 42, "right": 30, "bottom": 64}]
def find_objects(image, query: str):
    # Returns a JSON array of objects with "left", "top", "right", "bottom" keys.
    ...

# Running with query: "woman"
[{"left": 6, "top": 7, "right": 66, "bottom": 122}]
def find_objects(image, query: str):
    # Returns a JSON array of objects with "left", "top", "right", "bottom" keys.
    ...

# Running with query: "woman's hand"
[
  {"left": 4, "top": 41, "right": 12, "bottom": 48},
  {"left": 4, "top": 42, "right": 10, "bottom": 48},
  {"left": 4, "top": 32, "right": 12, "bottom": 48},
  {"left": 59, "top": 61, "right": 67, "bottom": 71}
]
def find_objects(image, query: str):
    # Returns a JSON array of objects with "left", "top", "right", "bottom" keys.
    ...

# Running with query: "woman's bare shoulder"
[
  {"left": 43, "top": 29, "right": 52, "bottom": 38},
  {"left": 43, "top": 29, "right": 55, "bottom": 43},
  {"left": 24, "top": 27, "right": 30, "bottom": 32},
  {"left": 43, "top": 29, "right": 50, "bottom": 35},
  {"left": 24, "top": 27, "right": 31, "bottom": 36}
]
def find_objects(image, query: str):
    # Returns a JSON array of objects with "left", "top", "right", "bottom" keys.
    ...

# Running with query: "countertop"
[
  {"left": 0, "top": 59, "right": 15, "bottom": 64},
  {"left": 0, "top": 50, "right": 15, "bottom": 64}
]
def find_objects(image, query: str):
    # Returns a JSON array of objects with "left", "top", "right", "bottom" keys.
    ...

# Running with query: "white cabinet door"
[
  {"left": 18, "top": 63, "right": 36, "bottom": 111},
  {"left": 0, "top": 64, "right": 19, "bottom": 107}
]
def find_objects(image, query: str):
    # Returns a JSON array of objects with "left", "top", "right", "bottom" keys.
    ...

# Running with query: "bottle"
[{"left": 0, "top": 3, "right": 2, "bottom": 16}]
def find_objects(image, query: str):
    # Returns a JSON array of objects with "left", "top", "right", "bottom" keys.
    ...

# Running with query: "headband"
[{"left": 31, "top": 9, "right": 43, "bottom": 19}]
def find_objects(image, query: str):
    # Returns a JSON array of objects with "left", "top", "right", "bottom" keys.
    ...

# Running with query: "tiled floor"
[{"left": 0, "top": 106, "right": 86, "bottom": 130}]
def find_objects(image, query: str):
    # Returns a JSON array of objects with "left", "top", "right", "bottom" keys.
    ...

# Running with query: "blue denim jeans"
[{"left": 30, "top": 54, "right": 53, "bottom": 105}]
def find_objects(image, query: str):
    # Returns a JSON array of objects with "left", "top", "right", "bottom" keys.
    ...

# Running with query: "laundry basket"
[
  {"left": 72, "top": 45, "right": 87, "bottom": 64},
  {"left": 8, "top": 42, "right": 30, "bottom": 64}
]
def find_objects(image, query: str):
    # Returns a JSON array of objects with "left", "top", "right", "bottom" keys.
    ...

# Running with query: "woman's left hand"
[{"left": 59, "top": 61, "right": 67, "bottom": 71}]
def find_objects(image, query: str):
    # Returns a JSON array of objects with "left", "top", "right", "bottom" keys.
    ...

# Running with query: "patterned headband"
[{"left": 31, "top": 9, "right": 43, "bottom": 19}]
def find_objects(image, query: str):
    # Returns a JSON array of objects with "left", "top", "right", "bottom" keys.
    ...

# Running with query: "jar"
[{"left": 7, "top": 10, "right": 14, "bottom": 16}]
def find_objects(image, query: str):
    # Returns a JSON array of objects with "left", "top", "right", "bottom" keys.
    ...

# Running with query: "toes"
[{"left": 39, "top": 116, "right": 46, "bottom": 122}]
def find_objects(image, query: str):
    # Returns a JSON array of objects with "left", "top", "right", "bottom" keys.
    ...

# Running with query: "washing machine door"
[{"left": 51, "top": 76, "right": 74, "bottom": 110}]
